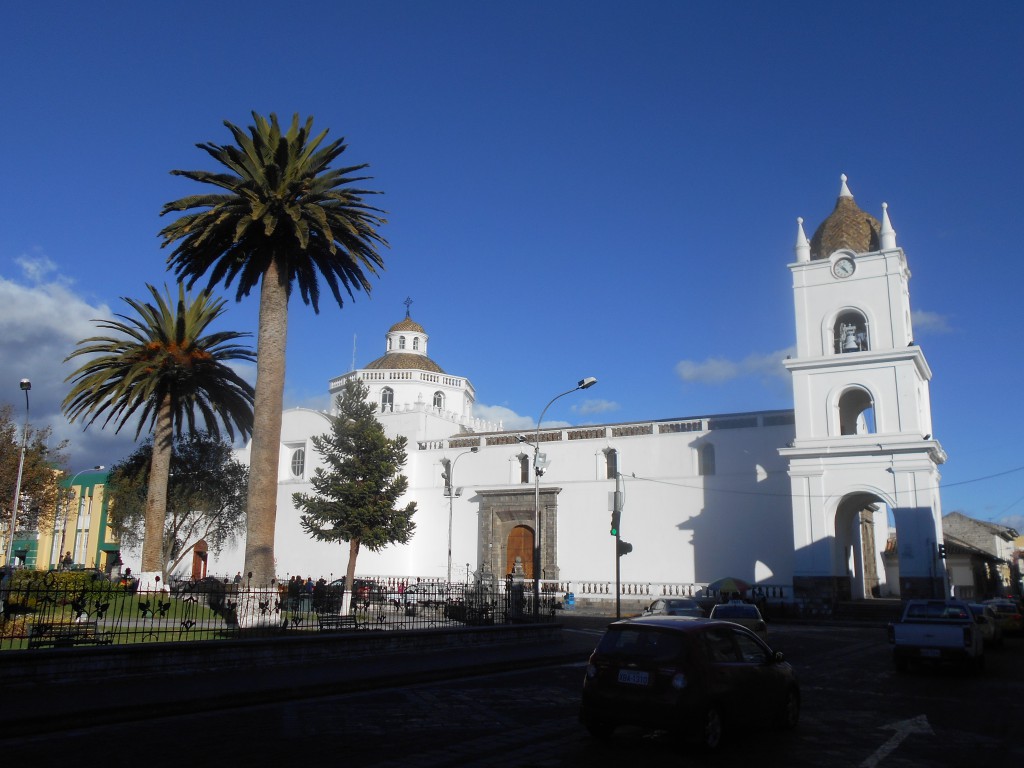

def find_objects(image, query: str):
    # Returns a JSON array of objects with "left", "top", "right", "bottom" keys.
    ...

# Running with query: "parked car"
[
  {"left": 708, "top": 602, "right": 768, "bottom": 641},
  {"left": 642, "top": 598, "right": 706, "bottom": 618},
  {"left": 969, "top": 603, "right": 1004, "bottom": 647},
  {"left": 580, "top": 616, "right": 800, "bottom": 750},
  {"left": 982, "top": 599, "right": 1023, "bottom": 635}
]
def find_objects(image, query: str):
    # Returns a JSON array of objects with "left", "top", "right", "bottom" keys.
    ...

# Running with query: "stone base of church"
[
  {"left": 792, "top": 575, "right": 853, "bottom": 602},
  {"left": 895, "top": 575, "right": 947, "bottom": 600}
]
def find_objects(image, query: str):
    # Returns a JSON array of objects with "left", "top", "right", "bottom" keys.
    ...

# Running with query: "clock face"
[{"left": 833, "top": 256, "right": 855, "bottom": 278}]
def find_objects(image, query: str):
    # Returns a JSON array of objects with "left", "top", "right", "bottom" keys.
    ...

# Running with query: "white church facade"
[{"left": 221, "top": 177, "right": 948, "bottom": 603}]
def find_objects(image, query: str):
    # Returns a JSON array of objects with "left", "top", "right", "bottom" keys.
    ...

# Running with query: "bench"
[
  {"left": 316, "top": 614, "right": 360, "bottom": 632},
  {"left": 27, "top": 620, "right": 113, "bottom": 649}
]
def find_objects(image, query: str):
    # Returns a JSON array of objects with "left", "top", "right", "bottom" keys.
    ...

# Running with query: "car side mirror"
[{"left": 773, "top": 651, "right": 785, "bottom": 664}]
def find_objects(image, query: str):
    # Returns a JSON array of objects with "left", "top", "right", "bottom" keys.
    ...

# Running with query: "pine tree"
[{"left": 293, "top": 377, "right": 416, "bottom": 612}]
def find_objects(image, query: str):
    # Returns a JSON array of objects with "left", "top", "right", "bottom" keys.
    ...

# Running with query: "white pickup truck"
[{"left": 887, "top": 599, "right": 985, "bottom": 672}]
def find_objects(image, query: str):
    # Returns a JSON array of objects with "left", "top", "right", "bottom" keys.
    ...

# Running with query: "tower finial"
[
  {"left": 795, "top": 217, "right": 810, "bottom": 262},
  {"left": 880, "top": 202, "right": 897, "bottom": 249},
  {"left": 403, "top": 296, "right": 413, "bottom": 318},
  {"left": 839, "top": 173, "right": 853, "bottom": 198}
]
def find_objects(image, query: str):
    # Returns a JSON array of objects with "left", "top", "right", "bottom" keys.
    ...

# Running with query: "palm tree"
[
  {"left": 63, "top": 283, "right": 255, "bottom": 577},
  {"left": 159, "top": 112, "right": 388, "bottom": 586}
]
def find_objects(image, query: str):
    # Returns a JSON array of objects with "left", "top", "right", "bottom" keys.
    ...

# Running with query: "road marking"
[{"left": 860, "top": 715, "right": 933, "bottom": 767}]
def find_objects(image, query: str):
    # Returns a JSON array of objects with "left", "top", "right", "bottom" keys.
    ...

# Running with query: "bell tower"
[{"left": 781, "top": 176, "right": 948, "bottom": 601}]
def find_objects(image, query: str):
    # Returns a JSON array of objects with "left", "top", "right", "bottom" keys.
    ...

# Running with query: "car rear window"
[
  {"left": 711, "top": 605, "right": 758, "bottom": 619},
  {"left": 596, "top": 627, "right": 687, "bottom": 663}
]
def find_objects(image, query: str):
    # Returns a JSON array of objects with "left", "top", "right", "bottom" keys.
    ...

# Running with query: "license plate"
[
  {"left": 617, "top": 669, "right": 649, "bottom": 686},
  {"left": 920, "top": 648, "right": 941, "bottom": 658}
]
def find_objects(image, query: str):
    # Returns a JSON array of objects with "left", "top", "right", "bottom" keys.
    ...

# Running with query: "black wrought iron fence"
[{"left": 0, "top": 570, "right": 555, "bottom": 650}]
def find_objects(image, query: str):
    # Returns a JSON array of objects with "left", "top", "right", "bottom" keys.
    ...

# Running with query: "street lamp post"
[
  {"left": 56, "top": 465, "right": 105, "bottom": 569},
  {"left": 529, "top": 377, "right": 597, "bottom": 619},
  {"left": 442, "top": 447, "right": 478, "bottom": 583},
  {"left": 6, "top": 379, "right": 31, "bottom": 566}
]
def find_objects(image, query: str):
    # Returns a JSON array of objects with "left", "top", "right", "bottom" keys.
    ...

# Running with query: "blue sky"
[{"left": 1, "top": 2, "right": 1021, "bottom": 527}]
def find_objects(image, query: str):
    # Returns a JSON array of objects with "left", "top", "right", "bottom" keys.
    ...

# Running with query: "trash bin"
[{"left": 565, "top": 592, "right": 575, "bottom": 609}]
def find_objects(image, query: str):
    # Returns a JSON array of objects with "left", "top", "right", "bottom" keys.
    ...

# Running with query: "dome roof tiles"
[
  {"left": 364, "top": 352, "right": 445, "bottom": 374},
  {"left": 810, "top": 192, "right": 881, "bottom": 260}
]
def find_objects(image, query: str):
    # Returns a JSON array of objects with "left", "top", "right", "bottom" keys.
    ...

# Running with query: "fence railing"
[{"left": 0, "top": 570, "right": 556, "bottom": 651}]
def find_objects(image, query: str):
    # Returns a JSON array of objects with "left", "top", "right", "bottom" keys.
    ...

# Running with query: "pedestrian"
[
  {"left": 233, "top": 571, "right": 242, "bottom": 585},
  {"left": 61, "top": 551, "right": 73, "bottom": 570}
]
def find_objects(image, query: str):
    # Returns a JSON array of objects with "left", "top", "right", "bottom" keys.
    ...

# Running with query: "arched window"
[
  {"left": 290, "top": 447, "right": 305, "bottom": 478},
  {"left": 381, "top": 387, "right": 394, "bottom": 412},
  {"left": 399, "top": 336, "right": 406, "bottom": 350},
  {"left": 838, "top": 388, "right": 875, "bottom": 435},
  {"left": 698, "top": 444, "right": 716, "bottom": 476},
  {"left": 833, "top": 310, "right": 870, "bottom": 354},
  {"left": 387, "top": 337, "right": 392, "bottom": 351},
  {"left": 433, "top": 391, "right": 445, "bottom": 409},
  {"left": 518, "top": 454, "right": 530, "bottom": 484},
  {"left": 604, "top": 448, "right": 618, "bottom": 480},
  {"left": 413, "top": 337, "right": 420, "bottom": 350}
]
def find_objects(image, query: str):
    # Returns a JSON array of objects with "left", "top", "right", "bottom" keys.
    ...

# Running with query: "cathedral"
[{"left": 222, "top": 177, "right": 948, "bottom": 602}]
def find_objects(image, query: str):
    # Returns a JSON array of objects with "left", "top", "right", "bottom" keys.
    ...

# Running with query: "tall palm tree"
[
  {"left": 63, "top": 283, "right": 255, "bottom": 576},
  {"left": 159, "top": 112, "right": 388, "bottom": 586}
]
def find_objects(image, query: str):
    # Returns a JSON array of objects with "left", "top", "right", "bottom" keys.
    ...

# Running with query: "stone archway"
[{"left": 477, "top": 487, "right": 561, "bottom": 583}]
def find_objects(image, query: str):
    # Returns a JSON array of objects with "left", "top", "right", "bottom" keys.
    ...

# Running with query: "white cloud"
[
  {"left": 675, "top": 347, "right": 793, "bottom": 384},
  {"left": 911, "top": 309, "right": 951, "bottom": 334},
  {"left": 575, "top": 398, "right": 619, "bottom": 417},
  {"left": 0, "top": 254, "right": 140, "bottom": 469},
  {"left": 473, "top": 403, "right": 535, "bottom": 432}
]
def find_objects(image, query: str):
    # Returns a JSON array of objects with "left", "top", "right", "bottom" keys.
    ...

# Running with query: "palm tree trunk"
[
  {"left": 243, "top": 259, "right": 288, "bottom": 586},
  {"left": 140, "top": 394, "right": 173, "bottom": 576}
]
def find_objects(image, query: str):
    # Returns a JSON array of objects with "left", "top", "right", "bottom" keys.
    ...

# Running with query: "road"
[{"left": 9, "top": 619, "right": 1024, "bottom": 766}]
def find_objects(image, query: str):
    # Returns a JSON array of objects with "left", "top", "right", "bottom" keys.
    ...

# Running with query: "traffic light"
[
  {"left": 617, "top": 539, "right": 633, "bottom": 557},
  {"left": 610, "top": 511, "right": 620, "bottom": 536}
]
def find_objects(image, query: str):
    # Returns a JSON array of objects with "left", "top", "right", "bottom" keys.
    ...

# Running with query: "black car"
[{"left": 580, "top": 616, "right": 799, "bottom": 750}]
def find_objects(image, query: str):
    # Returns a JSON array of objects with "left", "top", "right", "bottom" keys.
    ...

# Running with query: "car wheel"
[
  {"left": 582, "top": 716, "right": 614, "bottom": 740},
  {"left": 698, "top": 706, "right": 724, "bottom": 751},
  {"left": 777, "top": 687, "right": 800, "bottom": 729}
]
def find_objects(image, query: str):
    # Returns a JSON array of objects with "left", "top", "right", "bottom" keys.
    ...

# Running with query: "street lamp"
[
  {"left": 441, "top": 447, "right": 478, "bottom": 583},
  {"left": 6, "top": 379, "right": 30, "bottom": 566},
  {"left": 529, "top": 376, "right": 597, "bottom": 618},
  {"left": 56, "top": 465, "right": 105, "bottom": 569}
]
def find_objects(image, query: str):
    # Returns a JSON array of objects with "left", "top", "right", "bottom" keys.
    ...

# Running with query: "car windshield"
[
  {"left": 712, "top": 605, "right": 759, "bottom": 619},
  {"left": 596, "top": 627, "right": 687, "bottom": 664},
  {"left": 666, "top": 600, "right": 698, "bottom": 610}
]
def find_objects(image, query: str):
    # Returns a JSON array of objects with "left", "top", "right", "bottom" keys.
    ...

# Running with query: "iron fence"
[{"left": 0, "top": 570, "right": 555, "bottom": 650}]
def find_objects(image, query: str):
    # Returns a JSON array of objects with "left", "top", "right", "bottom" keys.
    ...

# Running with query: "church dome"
[
  {"left": 388, "top": 317, "right": 425, "bottom": 333},
  {"left": 365, "top": 352, "right": 445, "bottom": 373},
  {"left": 810, "top": 176, "right": 881, "bottom": 260}
]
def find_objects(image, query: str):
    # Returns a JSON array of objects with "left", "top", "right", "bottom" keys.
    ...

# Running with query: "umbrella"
[{"left": 707, "top": 577, "right": 751, "bottom": 595}]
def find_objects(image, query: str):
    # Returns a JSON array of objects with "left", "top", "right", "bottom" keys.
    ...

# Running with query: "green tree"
[
  {"left": 160, "top": 112, "right": 388, "bottom": 587},
  {"left": 293, "top": 378, "right": 416, "bottom": 610},
  {"left": 0, "top": 404, "right": 68, "bottom": 543},
  {"left": 106, "top": 431, "right": 248, "bottom": 580},
  {"left": 62, "top": 284, "right": 255, "bottom": 575}
]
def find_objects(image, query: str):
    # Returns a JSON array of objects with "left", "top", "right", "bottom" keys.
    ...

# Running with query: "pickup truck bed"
[{"left": 888, "top": 599, "right": 984, "bottom": 672}]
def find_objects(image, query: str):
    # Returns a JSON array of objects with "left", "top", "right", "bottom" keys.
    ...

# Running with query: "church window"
[
  {"left": 388, "top": 337, "right": 392, "bottom": 351},
  {"left": 413, "top": 337, "right": 420, "bottom": 350},
  {"left": 290, "top": 447, "right": 305, "bottom": 478},
  {"left": 604, "top": 448, "right": 618, "bottom": 479},
  {"left": 837, "top": 387, "right": 875, "bottom": 435},
  {"left": 381, "top": 387, "right": 394, "bottom": 412},
  {"left": 833, "top": 310, "right": 870, "bottom": 354},
  {"left": 433, "top": 391, "right": 445, "bottom": 409},
  {"left": 518, "top": 454, "right": 530, "bottom": 484},
  {"left": 698, "top": 444, "right": 716, "bottom": 476},
  {"left": 399, "top": 336, "right": 406, "bottom": 350}
]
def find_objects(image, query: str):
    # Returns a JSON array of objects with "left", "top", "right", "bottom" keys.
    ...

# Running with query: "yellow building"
[{"left": 28, "top": 467, "right": 118, "bottom": 572}]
